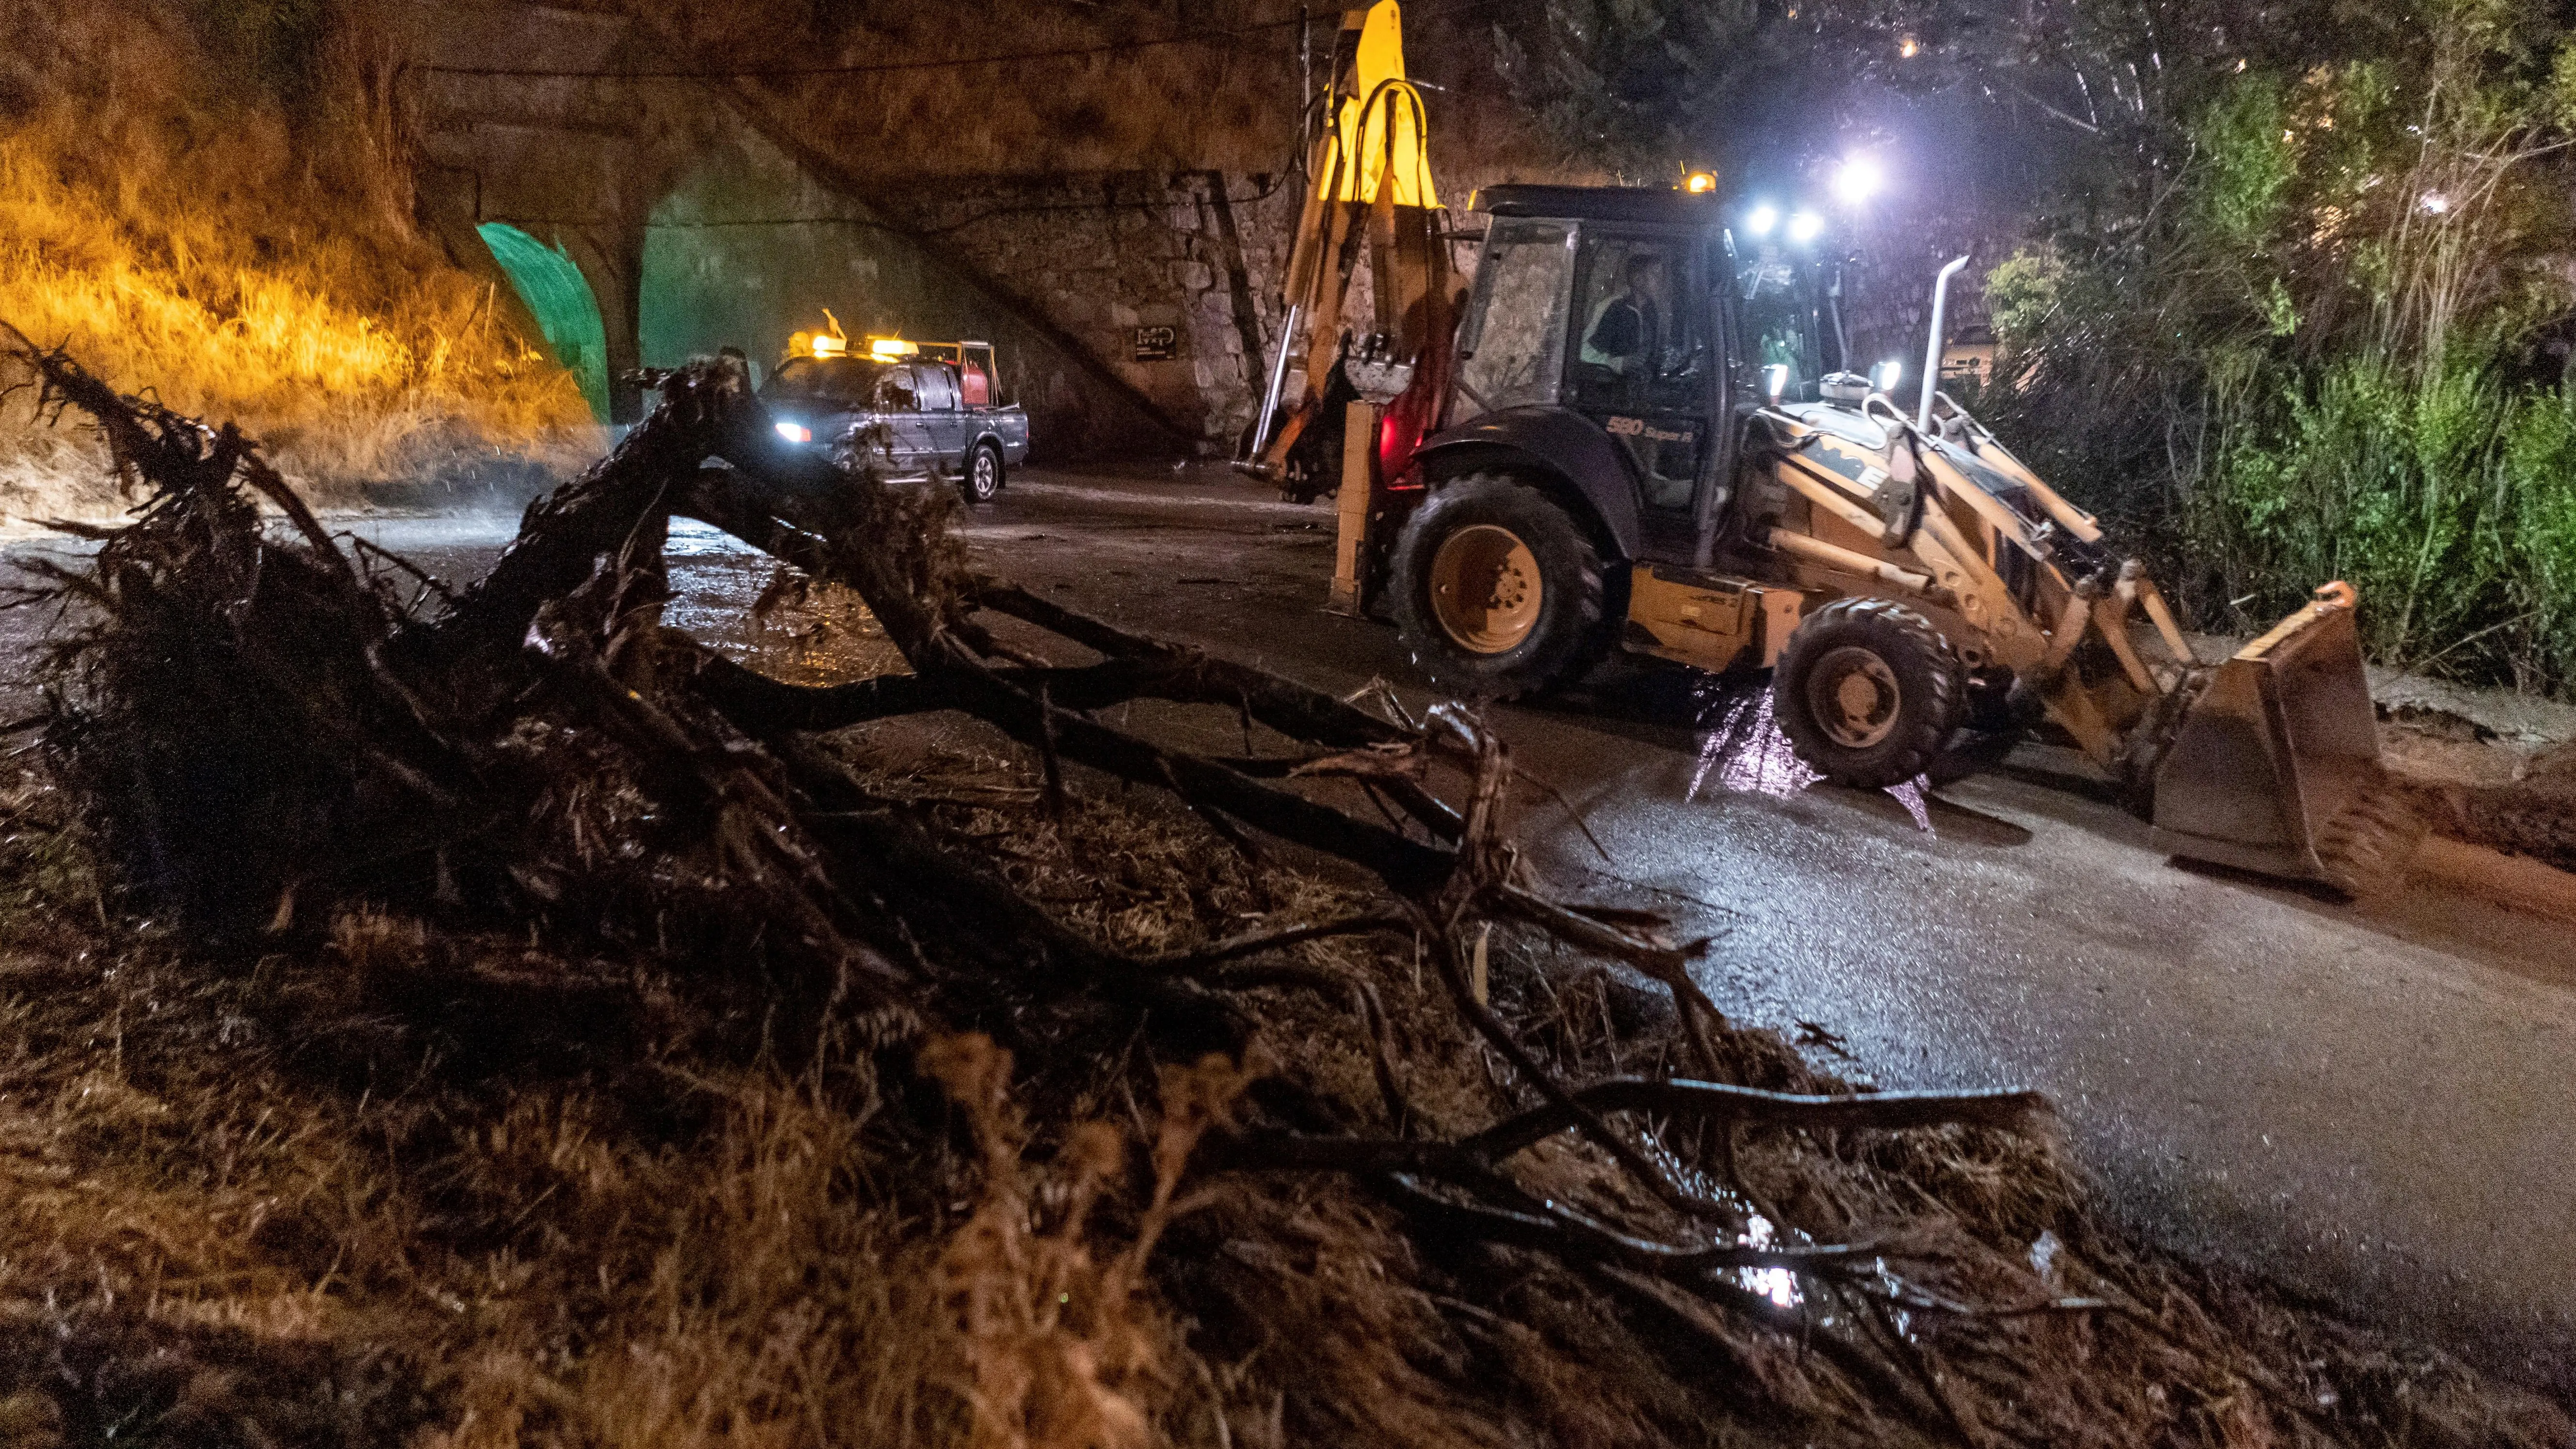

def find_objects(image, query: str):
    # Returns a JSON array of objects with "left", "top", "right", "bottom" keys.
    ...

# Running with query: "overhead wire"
[
  {"left": 405, "top": 0, "right": 1503, "bottom": 81},
  {"left": 418, "top": 1, "right": 1396, "bottom": 231}
]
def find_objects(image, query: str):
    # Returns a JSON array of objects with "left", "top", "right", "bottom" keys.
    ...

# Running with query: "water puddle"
[
  {"left": 1643, "top": 1135, "right": 1808, "bottom": 1309},
  {"left": 1738, "top": 1211, "right": 1804, "bottom": 1308},
  {"left": 1686, "top": 685, "right": 1934, "bottom": 833}
]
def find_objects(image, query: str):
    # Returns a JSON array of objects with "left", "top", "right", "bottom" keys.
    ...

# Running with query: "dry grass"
[
  {"left": 0, "top": 748, "right": 1353, "bottom": 1449},
  {"left": 0, "top": 0, "right": 593, "bottom": 522},
  {"left": 0, "top": 697, "right": 2564, "bottom": 1448}
]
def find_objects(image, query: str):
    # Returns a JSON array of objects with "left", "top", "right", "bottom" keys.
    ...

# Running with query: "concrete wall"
[{"left": 636, "top": 141, "right": 1193, "bottom": 456}]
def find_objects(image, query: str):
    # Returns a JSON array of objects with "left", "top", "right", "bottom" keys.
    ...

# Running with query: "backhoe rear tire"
[
  {"left": 1391, "top": 473, "right": 1608, "bottom": 700},
  {"left": 1773, "top": 598, "right": 1961, "bottom": 789}
]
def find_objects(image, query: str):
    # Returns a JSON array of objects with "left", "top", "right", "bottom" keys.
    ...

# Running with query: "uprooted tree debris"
[{"left": 0, "top": 327, "right": 2564, "bottom": 1449}]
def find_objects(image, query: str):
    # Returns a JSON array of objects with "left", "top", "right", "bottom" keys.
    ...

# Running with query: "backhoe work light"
[
  {"left": 775, "top": 421, "right": 813, "bottom": 444},
  {"left": 1787, "top": 210, "right": 1823, "bottom": 243},
  {"left": 1871, "top": 359, "right": 1902, "bottom": 392},
  {"left": 1832, "top": 154, "right": 1883, "bottom": 205},
  {"left": 1744, "top": 204, "right": 1779, "bottom": 236}
]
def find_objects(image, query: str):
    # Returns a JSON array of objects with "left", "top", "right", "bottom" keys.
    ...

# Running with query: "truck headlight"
[{"left": 774, "top": 420, "right": 813, "bottom": 444}]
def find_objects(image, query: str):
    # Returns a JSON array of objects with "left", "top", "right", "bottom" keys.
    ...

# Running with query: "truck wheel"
[
  {"left": 1390, "top": 473, "right": 1608, "bottom": 699},
  {"left": 961, "top": 441, "right": 1005, "bottom": 504},
  {"left": 1773, "top": 598, "right": 1961, "bottom": 789}
]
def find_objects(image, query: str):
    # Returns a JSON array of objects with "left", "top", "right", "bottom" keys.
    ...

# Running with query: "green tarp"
[{"left": 476, "top": 223, "right": 611, "bottom": 423}]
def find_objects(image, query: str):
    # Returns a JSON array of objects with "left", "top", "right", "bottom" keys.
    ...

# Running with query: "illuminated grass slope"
[{"left": 0, "top": 0, "right": 593, "bottom": 514}]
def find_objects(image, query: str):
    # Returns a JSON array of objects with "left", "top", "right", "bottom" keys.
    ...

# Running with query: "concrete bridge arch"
[{"left": 396, "top": 1, "right": 1214, "bottom": 449}]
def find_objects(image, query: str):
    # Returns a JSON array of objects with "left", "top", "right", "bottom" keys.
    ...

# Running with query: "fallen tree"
[{"left": 0, "top": 327, "right": 2563, "bottom": 1448}]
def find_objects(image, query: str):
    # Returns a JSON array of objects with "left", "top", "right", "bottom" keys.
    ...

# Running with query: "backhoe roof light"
[
  {"left": 869, "top": 337, "right": 918, "bottom": 358},
  {"left": 1832, "top": 154, "right": 1883, "bottom": 205},
  {"left": 1684, "top": 171, "right": 1717, "bottom": 194},
  {"left": 808, "top": 334, "right": 846, "bottom": 357}
]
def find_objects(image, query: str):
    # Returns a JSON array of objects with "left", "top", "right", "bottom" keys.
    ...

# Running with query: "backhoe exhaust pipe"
[{"left": 1916, "top": 254, "right": 1971, "bottom": 433}]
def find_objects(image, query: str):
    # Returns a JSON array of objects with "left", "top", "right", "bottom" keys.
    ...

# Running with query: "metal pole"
[
  {"left": 1248, "top": 303, "right": 1300, "bottom": 463},
  {"left": 1916, "top": 254, "right": 1971, "bottom": 433}
]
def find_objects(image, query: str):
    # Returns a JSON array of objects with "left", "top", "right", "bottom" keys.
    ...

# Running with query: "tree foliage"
[
  {"left": 1503, "top": 0, "right": 2576, "bottom": 693},
  {"left": 1983, "top": 0, "right": 2576, "bottom": 691}
]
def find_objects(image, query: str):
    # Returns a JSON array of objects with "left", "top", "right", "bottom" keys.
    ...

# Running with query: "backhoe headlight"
[
  {"left": 775, "top": 420, "right": 813, "bottom": 444},
  {"left": 1763, "top": 364, "right": 1790, "bottom": 400},
  {"left": 1744, "top": 204, "right": 1779, "bottom": 236},
  {"left": 1787, "top": 210, "right": 1823, "bottom": 243},
  {"left": 1871, "top": 360, "right": 1902, "bottom": 392}
]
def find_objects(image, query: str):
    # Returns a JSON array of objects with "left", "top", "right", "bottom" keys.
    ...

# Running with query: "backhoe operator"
[{"left": 1580, "top": 253, "right": 1666, "bottom": 380}]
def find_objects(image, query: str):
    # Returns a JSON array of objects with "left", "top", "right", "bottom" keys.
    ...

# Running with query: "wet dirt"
[{"left": 2381, "top": 720, "right": 2576, "bottom": 873}]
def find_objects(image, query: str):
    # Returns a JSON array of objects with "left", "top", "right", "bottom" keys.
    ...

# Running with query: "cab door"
[
  {"left": 914, "top": 363, "right": 966, "bottom": 469},
  {"left": 1560, "top": 227, "right": 1713, "bottom": 562},
  {"left": 874, "top": 365, "right": 937, "bottom": 474}
]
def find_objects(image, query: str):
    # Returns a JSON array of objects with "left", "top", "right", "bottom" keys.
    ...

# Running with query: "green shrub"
[
  {"left": 2499, "top": 384, "right": 2576, "bottom": 687},
  {"left": 1979, "top": 4, "right": 2576, "bottom": 696}
]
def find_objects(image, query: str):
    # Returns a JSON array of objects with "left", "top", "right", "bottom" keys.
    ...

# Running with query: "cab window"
[
  {"left": 763, "top": 356, "right": 881, "bottom": 405},
  {"left": 1736, "top": 246, "right": 1838, "bottom": 404},
  {"left": 1561, "top": 233, "right": 1706, "bottom": 509},
  {"left": 1566, "top": 234, "right": 1702, "bottom": 416},
  {"left": 876, "top": 368, "right": 921, "bottom": 411},
  {"left": 1454, "top": 219, "right": 1573, "bottom": 422}
]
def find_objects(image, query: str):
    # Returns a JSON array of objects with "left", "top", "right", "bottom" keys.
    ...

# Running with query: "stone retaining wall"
[{"left": 869, "top": 172, "right": 1307, "bottom": 453}]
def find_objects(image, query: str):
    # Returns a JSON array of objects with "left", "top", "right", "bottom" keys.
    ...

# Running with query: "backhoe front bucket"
[{"left": 2149, "top": 584, "right": 2406, "bottom": 891}]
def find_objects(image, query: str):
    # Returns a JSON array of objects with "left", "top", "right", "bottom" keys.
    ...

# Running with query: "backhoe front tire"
[
  {"left": 1390, "top": 473, "right": 1608, "bottom": 699},
  {"left": 1773, "top": 598, "right": 1961, "bottom": 789}
]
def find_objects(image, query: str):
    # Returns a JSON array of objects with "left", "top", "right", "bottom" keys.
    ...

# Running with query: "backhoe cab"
[{"left": 1359, "top": 184, "right": 2410, "bottom": 893}]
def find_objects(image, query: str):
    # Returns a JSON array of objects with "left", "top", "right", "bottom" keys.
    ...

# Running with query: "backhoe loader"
[{"left": 1243, "top": 8, "right": 2417, "bottom": 894}]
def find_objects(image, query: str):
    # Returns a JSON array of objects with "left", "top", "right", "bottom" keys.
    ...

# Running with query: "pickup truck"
[{"left": 759, "top": 340, "right": 1032, "bottom": 502}]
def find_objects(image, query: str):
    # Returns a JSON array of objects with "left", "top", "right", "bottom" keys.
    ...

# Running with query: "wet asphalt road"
[{"left": 7, "top": 467, "right": 2571, "bottom": 1394}]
